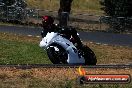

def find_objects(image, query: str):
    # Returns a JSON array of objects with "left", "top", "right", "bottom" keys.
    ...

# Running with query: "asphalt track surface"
[
  {"left": 0, "top": 25, "right": 132, "bottom": 47},
  {"left": 0, "top": 25, "right": 132, "bottom": 66}
]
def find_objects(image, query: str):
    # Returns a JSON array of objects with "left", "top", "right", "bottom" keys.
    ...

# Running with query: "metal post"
[
  {"left": 99, "top": 16, "right": 102, "bottom": 31},
  {"left": 7, "top": 6, "right": 8, "bottom": 21},
  {"left": 37, "top": 9, "right": 39, "bottom": 27}
]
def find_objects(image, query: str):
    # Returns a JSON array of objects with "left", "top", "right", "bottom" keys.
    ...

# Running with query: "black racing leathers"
[{"left": 41, "top": 25, "right": 82, "bottom": 49}]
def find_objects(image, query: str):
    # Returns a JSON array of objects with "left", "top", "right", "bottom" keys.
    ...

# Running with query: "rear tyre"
[
  {"left": 47, "top": 44, "right": 68, "bottom": 64},
  {"left": 81, "top": 45, "right": 97, "bottom": 65}
]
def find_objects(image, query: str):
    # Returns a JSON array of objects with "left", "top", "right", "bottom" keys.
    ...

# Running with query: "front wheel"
[
  {"left": 46, "top": 44, "right": 68, "bottom": 64},
  {"left": 81, "top": 45, "right": 97, "bottom": 65}
]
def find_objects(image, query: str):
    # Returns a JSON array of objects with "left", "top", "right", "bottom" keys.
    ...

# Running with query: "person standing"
[{"left": 58, "top": 0, "right": 73, "bottom": 26}]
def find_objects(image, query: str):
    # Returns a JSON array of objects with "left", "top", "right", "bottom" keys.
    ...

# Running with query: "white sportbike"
[{"left": 39, "top": 32, "right": 97, "bottom": 65}]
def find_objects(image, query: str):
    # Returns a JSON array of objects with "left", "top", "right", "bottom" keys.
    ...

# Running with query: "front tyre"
[{"left": 46, "top": 44, "right": 68, "bottom": 64}]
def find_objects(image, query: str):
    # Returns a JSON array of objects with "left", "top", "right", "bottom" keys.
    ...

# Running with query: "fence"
[
  {"left": 0, "top": 5, "right": 132, "bottom": 32},
  {"left": 0, "top": 5, "right": 104, "bottom": 30}
]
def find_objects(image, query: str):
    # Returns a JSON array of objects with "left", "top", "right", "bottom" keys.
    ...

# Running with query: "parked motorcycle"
[{"left": 39, "top": 30, "right": 97, "bottom": 65}]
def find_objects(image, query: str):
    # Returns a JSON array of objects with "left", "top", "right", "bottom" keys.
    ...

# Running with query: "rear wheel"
[
  {"left": 47, "top": 44, "right": 68, "bottom": 64},
  {"left": 81, "top": 45, "right": 97, "bottom": 65}
]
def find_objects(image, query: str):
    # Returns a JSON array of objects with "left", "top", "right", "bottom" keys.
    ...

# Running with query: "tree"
[
  {"left": 100, "top": 0, "right": 132, "bottom": 17},
  {"left": 0, "top": 0, "right": 27, "bottom": 21},
  {"left": 100, "top": 0, "right": 132, "bottom": 32},
  {"left": 2, "top": 0, "right": 16, "bottom": 6}
]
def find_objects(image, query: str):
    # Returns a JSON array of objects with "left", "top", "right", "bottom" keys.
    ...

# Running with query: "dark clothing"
[
  {"left": 41, "top": 24, "right": 57, "bottom": 38},
  {"left": 41, "top": 25, "right": 74, "bottom": 38},
  {"left": 59, "top": 27, "right": 83, "bottom": 49},
  {"left": 57, "top": 26, "right": 82, "bottom": 45},
  {"left": 41, "top": 25, "right": 82, "bottom": 49},
  {"left": 58, "top": 0, "right": 73, "bottom": 26},
  {"left": 58, "top": 0, "right": 73, "bottom": 14}
]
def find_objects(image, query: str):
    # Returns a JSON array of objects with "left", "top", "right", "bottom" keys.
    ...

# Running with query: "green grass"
[
  {"left": 0, "top": 32, "right": 132, "bottom": 88},
  {"left": 0, "top": 38, "right": 51, "bottom": 65},
  {"left": 1, "top": 32, "right": 132, "bottom": 65}
]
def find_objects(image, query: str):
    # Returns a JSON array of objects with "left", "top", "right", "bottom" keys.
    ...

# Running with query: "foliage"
[
  {"left": 100, "top": 0, "right": 132, "bottom": 17},
  {"left": 1, "top": 0, "right": 27, "bottom": 7},
  {"left": 0, "top": 0, "right": 27, "bottom": 21},
  {"left": 100, "top": 0, "right": 132, "bottom": 32},
  {"left": 1, "top": 0, "right": 15, "bottom": 6}
]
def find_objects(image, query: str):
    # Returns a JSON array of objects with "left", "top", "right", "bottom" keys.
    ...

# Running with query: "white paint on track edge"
[
  {"left": 36, "top": 36, "right": 41, "bottom": 38},
  {"left": 27, "top": 35, "right": 41, "bottom": 38},
  {"left": 27, "top": 35, "right": 33, "bottom": 37}
]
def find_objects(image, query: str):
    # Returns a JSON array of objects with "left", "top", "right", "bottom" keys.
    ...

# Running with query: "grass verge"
[
  {"left": 0, "top": 33, "right": 51, "bottom": 65},
  {"left": 0, "top": 67, "right": 132, "bottom": 88},
  {"left": 26, "top": 0, "right": 103, "bottom": 15},
  {"left": 0, "top": 32, "right": 132, "bottom": 87},
  {"left": 0, "top": 32, "right": 132, "bottom": 65}
]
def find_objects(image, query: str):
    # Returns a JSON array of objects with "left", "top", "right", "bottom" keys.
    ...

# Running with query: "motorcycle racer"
[{"left": 41, "top": 15, "right": 83, "bottom": 50}]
